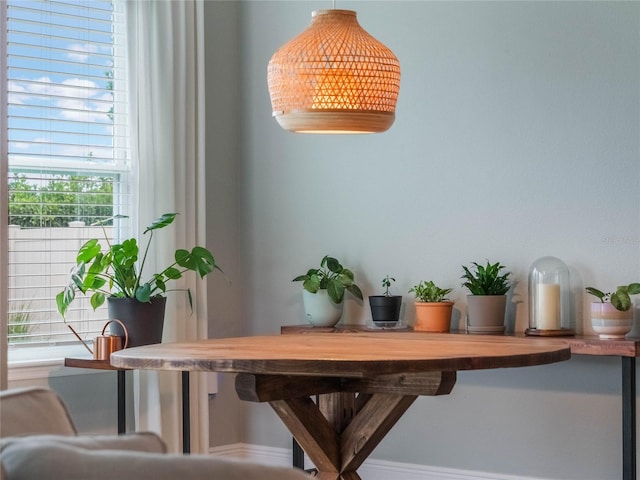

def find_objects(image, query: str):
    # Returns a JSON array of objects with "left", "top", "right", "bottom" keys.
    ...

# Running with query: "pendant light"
[{"left": 267, "top": 7, "right": 401, "bottom": 134}]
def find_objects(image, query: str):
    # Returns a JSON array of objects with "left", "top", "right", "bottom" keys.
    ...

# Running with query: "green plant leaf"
[
  {"left": 303, "top": 274, "right": 320, "bottom": 293},
  {"left": 191, "top": 246, "right": 216, "bottom": 278},
  {"left": 340, "top": 268, "right": 355, "bottom": 282},
  {"left": 135, "top": 283, "right": 152, "bottom": 302},
  {"left": 164, "top": 267, "right": 182, "bottom": 280},
  {"left": 87, "top": 254, "right": 105, "bottom": 274},
  {"left": 346, "top": 284, "right": 363, "bottom": 301},
  {"left": 175, "top": 246, "right": 217, "bottom": 278},
  {"left": 71, "top": 263, "right": 87, "bottom": 292},
  {"left": 155, "top": 277, "right": 166, "bottom": 293},
  {"left": 90, "top": 292, "right": 105, "bottom": 310},
  {"left": 76, "top": 239, "right": 102, "bottom": 263},
  {"left": 90, "top": 214, "right": 128, "bottom": 227},
  {"left": 56, "top": 291, "right": 69, "bottom": 317},
  {"left": 175, "top": 248, "right": 193, "bottom": 268},
  {"left": 611, "top": 291, "right": 631, "bottom": 311},
  {"left": 327, "top": 279, "right": 345, "bottom": 303},
  {"left": 144, "top": 213, "right": 177, "bottom": 234},
  {"left": 628, "top": 283, "right": 640, "bottom": 295},
  {"left": 84, "top": 275, "right": 106, "bottom": 292},
  {"left": 325, "top": 256, "right": 341, "bottom": 274},
  {"left": 585, "top": 287, "right": 607, "bottom": 302}
]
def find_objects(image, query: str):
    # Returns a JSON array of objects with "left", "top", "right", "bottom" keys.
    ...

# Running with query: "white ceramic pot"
[
  {"left": 591, "top": 302, "right": 633, "bottom": 339},
  {"left": 302, "top": 289, "right": 344, "bottom": 327}
]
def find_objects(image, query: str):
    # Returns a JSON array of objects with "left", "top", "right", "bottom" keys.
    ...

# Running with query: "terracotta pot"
[
  {"left": 590, "top": 302, "right": 633, "bottom": 339},
  {"left": 466, "top": 295, "right": 506, "bottom": 334},
  {"left": 414, "top": 301, "right": 454, "bottom": 332},
  {"left": 302, "top": 289, "right": 344, "bottom": 327},
  {"left": 107, "top": 297, "right": 166, "bottom": 347}
]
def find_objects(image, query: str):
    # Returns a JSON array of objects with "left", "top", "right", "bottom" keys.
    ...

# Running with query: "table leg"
[
  {"left": 117, "top": 369, "right": 126, "bottom": 434},
  {"left": 622, "top": 357, "right": 636, "bottom": 480},
  {"left": 235, "top": 371, "right": 455, "bottom": 479},
  {"left": 182, "top": 370, "right": 191, "bottom": 454},
  {"left": 293, "top": 438, "right": 305, "bottom": 469},
  {"left": 270, "top": 393, "right": 418, "bottom": 479}
]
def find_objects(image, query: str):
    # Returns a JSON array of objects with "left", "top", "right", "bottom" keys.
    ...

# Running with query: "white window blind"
[{"left": 5, "top": 0, "right": 131, "bottom": 349}]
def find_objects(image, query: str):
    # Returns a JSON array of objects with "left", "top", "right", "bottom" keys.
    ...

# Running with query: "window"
[{"left": 4, "top": 0, "right": 131, "bottom": 353}]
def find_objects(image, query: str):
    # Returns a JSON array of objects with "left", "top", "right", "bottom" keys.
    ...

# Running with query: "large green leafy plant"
[
  {"left": 57, "top": 213, "right": 221, "bottom": 317},
  {"left": 586, "top": 283, "right": 640, "bottom": 312},
  {"left": 461, "top": 261, "right": 511, "bottom": 295},
  {"left": 293, "top": 255, "right": 363, "bottom": 304}
]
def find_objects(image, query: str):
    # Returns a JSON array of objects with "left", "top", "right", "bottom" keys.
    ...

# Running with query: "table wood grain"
[{"left": 110, "top": 332, "right": 570, "bottom": 377}]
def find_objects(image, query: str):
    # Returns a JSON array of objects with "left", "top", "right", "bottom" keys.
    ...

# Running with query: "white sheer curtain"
[
  {"left": 126, "top": 0, "right": 209, "bottom": 454},
  {"left": 1, "top": 4, "right": 8, "bottom": 391}
]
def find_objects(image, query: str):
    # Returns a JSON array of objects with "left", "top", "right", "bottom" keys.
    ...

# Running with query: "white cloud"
[
  {"left": 67, "top": 43, "right": 99, "bottom": 62},
  {"left": 9, "top": 141, "right": 30, "bottom": 150}
]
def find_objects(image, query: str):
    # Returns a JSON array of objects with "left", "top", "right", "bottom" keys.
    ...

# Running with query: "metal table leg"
[
  {"left": 622, "top": 357, "right": 636, "bottom": 480},
  {"left": 293, "top": 438, "right": 304, "bottom": 469},
  {"left": 117, "top": 369, "right": 126, "bottom": 434},
  {"left": 182, "top": 370, "right": 191, "bottom": 454}
]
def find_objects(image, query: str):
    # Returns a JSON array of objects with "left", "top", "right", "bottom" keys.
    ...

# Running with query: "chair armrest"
[{"left": 1, "top": 440, "right": 308, "bottom": 480}]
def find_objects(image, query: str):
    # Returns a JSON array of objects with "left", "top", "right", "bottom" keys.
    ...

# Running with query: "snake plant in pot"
[
  {"left": 293, "top": 255, "right": 363, "bottom": 327},
  {"left": 586, "top": 283, "right": 640, "bottom": 339},
  {"left": 461, "top": 260, "right": 511, "bottom": 334},
  {"left": 57, "top": 213, "right": 221, "bottom": 347},
  {"left": 369, "top": 275, "right": 402, "bottom": 327}
]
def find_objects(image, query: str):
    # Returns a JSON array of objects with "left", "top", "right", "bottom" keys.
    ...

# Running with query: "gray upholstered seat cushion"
[
  {"left": 0, "top": 432, "right": 167, "bottom": 454},
  {"left": 1, "top": 439, "right": 309, "bottom": 480},
  {"left": 0, "top": 387, "right": 76, "bottom": 437}
]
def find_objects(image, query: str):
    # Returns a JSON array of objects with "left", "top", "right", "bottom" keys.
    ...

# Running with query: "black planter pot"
[
  {"left": 368, "top": 295, "right": 402, "bottom": 324},
  {"left": 107, "top": 297, "right": 167, "bottom": 347}
]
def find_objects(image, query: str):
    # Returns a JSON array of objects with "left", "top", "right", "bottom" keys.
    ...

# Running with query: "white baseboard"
[{"left": 209, "top": 443, "right": 553, "bottom": 480}]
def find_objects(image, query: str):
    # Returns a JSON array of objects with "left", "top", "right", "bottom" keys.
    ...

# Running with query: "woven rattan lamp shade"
[{"left": 268, "top": 9, "right": 400, "bottom": 134}]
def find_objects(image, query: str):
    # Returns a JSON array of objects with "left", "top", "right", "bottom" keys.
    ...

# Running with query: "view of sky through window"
[
  {"left": 8, "top": 0, "right": 120, "bottom": 169},
  {"left": 5, "top": 0, "right": 130, "bottom": 347}
]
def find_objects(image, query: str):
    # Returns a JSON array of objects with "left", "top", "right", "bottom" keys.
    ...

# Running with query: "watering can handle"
[{"left": 102, "top": 319, "right": 129, "bottom": 349}]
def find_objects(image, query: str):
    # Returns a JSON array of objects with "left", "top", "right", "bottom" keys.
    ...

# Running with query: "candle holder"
[{"left": 525, "top": 256, "right": 575, "bottom": 336}]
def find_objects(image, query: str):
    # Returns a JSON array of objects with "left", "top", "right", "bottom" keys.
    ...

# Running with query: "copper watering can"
[{"left": 93, "top": 319, "right": 129, "bottom": 360}]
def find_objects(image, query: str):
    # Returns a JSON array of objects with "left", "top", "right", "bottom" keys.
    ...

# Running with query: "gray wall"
[{"left": 206, "top": 1, "right": 640, "bottom": 478}]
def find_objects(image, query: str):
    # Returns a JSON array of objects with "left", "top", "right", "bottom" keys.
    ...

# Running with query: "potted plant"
[
  {"left": 57, "top": 213, "right": 221, "bottom": 347},
  {"left": 586, "top": 283, "right": 640, "bottom": 339},
  {"left": 408, "top": 280, "right": 454, "bottom": 332},
  {"left": 461, "top": 260, "right": 511, "bottom": 334},
  {"left": 369, "top": 275, "right": 402, "bottom": 327},
  {"left": 293, "top": 255, "right": 363, "bottom": 327}
]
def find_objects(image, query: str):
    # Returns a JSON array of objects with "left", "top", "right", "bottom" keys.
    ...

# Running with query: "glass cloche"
[{"left": 526, "top": 256, "right": 574, "bottom": 336}]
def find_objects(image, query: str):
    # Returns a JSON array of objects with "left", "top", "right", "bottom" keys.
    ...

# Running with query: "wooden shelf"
[
  {"left": 281, "top": 324, "right": 640, "bottom": 358},
  {"left": 64, "top": 357, "right": 129, "bottom": 371}
]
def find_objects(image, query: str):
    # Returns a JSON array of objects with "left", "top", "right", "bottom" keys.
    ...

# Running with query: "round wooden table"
[{"left": 112, "top": 332, "right": 570, "bottom": 479}]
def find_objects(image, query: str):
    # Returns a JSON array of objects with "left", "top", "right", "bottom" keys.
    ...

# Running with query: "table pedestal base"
[{"left": 235, "top": 371, "right": 456, "bottom": 479}]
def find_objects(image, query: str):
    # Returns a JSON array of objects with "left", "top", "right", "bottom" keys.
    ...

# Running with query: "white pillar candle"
[{"left": 535, "top": 283, "right": 561, "bottom": 330}]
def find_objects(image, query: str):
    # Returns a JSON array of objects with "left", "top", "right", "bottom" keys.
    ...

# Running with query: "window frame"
[{"left": 4, "top": 0, "right": 131, "bottom": 375}]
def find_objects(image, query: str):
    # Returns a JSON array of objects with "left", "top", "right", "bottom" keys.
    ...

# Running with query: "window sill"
[{"left": 8, "top": 344, "right": 104, "bottom": 382}]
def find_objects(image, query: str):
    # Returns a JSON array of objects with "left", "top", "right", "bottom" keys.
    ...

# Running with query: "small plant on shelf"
[
  {"left": 586, "top": 283, "right": 640, "bottom": 312},
  {"left": 293, "top": 255, "right": 363, "bottom": 304},
  {"left": 409, "top": 280, "right": 452, "bottom": 303},
  {"left": 368, "top": 275, "right": 402, "bottom": 325},
  {"left": 381, "top": 275, "right": 396, "bottom": 297},
  {"left": 461, "top": 261, "right": 511, "bottom": 295}
]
